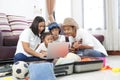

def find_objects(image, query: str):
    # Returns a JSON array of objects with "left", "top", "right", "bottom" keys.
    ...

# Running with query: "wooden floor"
[
  {"left": 0, "top": 55, "right": 120, "bottom": 80},
  {"left": 107, "top": 51, "right": 120, "bottom": 55}
]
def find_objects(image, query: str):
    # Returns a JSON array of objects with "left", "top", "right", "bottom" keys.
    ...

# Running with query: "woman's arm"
[{"left": 22, "top": 41, "right": 47, "bottom": 58}]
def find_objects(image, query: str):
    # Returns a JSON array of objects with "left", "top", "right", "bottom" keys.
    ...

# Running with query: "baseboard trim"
[{"left": 107, "top": 51, "right": 120, "bottom": 55}]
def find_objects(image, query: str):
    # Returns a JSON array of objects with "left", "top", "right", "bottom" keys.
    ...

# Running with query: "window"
[
  {"left": 55, "top": 0, "right": 71, "bottom": 23},
  {"left": 83, "top": 0, "right": 105, "bottom": 30}
]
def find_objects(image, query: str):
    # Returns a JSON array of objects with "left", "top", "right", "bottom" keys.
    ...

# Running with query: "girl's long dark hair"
[{"left": 30, "top": 16, "right": 45, "bottom": 37}]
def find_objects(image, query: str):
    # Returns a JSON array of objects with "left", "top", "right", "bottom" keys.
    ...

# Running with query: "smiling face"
[
  {"left": 51, "top": 28, "right": 60, "bottom": 36},
  {"left": 38, "top": 22, "right": 45, "bottom": 34},
  {"left": 63, "top": 25, "right": 76, "bottom": 37},
  {"left": 43, "top": 34, "right": 54, "bottom": 46}
]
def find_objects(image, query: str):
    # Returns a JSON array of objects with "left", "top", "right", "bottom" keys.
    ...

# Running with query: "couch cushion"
[
  {"left": 0, "top": 13, "right": 6, "bottom": 18},
  {"left": 10, "top": 24, "right": 29, "bottom": 35},
  {"left": 0, "top": 17, "right": 9, "bottom": 24},
  {"left": 3, "top": 35, "right": 19, "bottom": 46},
  {"left": 93, "top": 35, "right": 104, "bottom": 43},
  {"left": 27, "top": 19, "right": 33, "bottom": 26},
  {"left": 7, "top": 15, "right": 29, "bottom": 35},
  {"left": 0, "top": 14, "right": 13, "bottom": 36},
  {"left": 0, "top": 24, "right": 13, "bottom": 36}
]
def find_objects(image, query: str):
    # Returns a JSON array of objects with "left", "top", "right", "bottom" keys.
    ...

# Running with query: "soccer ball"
[{"left": 12, "top": 61, "right": 29, "bottom": 79}]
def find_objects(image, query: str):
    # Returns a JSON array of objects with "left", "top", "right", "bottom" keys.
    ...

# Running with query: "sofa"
[
  {"left": 0, "top": 13, "right": 105, "bottom": 62},
  {"left": 0, "top": 31, "right": 19, "bottom": 60},
  {"left": 0, "top": 13, "right": 32, "bottom": 61}
]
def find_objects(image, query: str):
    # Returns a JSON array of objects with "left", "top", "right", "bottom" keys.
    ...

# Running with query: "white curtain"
[
  {"left": 104, "top": 0, "right": 120, "bottom": 50},
  {"left": 69, "top": 0, "right": 120, "bottom": 50},
  {"left": 87, "top": 0, "right": 120, "bottom": 51}
]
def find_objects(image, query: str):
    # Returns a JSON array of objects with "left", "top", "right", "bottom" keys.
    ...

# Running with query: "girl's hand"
[{"left": 38, "top": 51, "right": 47, "bottom": 58}]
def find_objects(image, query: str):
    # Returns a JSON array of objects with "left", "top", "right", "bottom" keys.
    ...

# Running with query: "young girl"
[
  {"left": 47, "top": 22, "right": 81, "bottom": 65},
  {"left": 35, "top": 31, "right": 81, "bottom": 65},
  {"left": 35, "top": 32, "right": 54, "bottom": 57},
  {"left": 48, "top": 22, "right": 75, "bottom": 53},
  {"left": 48, "top": 22, "right": 74, "bottom": 49}
]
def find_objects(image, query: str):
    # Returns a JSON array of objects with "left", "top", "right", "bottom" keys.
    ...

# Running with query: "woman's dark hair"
[{"left": 30, "top": 16, "right": 45, "bottom": 37}]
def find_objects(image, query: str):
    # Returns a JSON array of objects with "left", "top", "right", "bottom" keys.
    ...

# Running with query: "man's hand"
[{"left": 72, "top": 41, "right": 81, "bottom": 49}]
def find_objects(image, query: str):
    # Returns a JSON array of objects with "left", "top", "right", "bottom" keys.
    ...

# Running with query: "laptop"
[{"left": 45, "top": 42, "right": 69, "bottom": 59}]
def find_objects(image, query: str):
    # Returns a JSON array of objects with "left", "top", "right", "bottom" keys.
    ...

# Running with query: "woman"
[
  {"left": 14, "top": 16, "right": 47, "bottom": 63},
  {"left": 62, "top": 17, "right": 108, "bottom": 57}
]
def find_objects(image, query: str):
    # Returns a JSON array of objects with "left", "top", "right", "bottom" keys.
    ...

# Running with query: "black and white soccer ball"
[{"left": 12, "top": 61, "right": 29, "bottom": 79}]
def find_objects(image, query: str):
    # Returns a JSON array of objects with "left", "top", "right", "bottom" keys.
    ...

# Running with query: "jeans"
[
  {"left": 76, "top": 49, "right": 106, "bottom": 57},
  {"left": 14, "top": 53, "right": 53, "bottom": 63}
]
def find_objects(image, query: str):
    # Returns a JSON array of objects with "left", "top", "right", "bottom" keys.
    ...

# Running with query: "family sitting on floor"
[{"left": 14, "top": 16, "right": 108, "bottom": 64}]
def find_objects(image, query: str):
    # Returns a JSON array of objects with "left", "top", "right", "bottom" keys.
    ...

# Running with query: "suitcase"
[
  {"left": 0, "top": 58, "right": 13, "bottom": 65},
  {"left": 54, "top": 63, "right": 74, "bottom": 77},
  {"left": 74, "top": 57, "right": 103, "bottom": 73},
  {"left": 54, "top": 57, "right": 104, "bottom": 76}
]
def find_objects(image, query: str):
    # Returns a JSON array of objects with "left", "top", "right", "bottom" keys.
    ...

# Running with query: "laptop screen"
[{"left": 46, "top": 42, "right": 69, "bottom": 59}]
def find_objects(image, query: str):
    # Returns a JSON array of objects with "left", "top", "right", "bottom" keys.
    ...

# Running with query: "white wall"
[
  {"left": 71, "top": 0, "right": 83, "bottom": 28},
  {"left": 55, "top": 0, "right": 71, "bottom": 23},
  {"left": 0, "top": 0, "right": 46, "bottom": 19},
  {"left": 0, "top": 0, "right": 81, "bottom": 21}
]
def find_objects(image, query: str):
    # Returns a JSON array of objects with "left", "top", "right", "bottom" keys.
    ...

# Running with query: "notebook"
[{"left": 45, "top": 42, "right": 69, "bottom": 59}]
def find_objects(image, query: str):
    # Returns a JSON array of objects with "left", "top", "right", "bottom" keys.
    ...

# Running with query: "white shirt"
[
  {"left": 15, "top": 28, "right": 41, "bottom": 57},
  {"left": 75, "top": 29, "right": 108, "bottom": 56},
  {"left": 53, "top": 35, "right": 66, "bottom": 42},
  {"left": 53, "top": 35, "right": 74, "bottom": 48},
  {"left": 35, "top": 43, "right": 47, "bottom": 53}
]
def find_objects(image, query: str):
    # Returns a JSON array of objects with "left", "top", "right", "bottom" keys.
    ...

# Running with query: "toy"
[
  {"left": 12, "top": 61, "right": 29, "bottom": 79},
  {"left": 112, "top": 68, "right": 120, "bottom": 72},
  {"left": 101, "top": 65, "right": 112, "bottom": 71},
  {"left": 3, "top": 77, "right": 13, "bottom": 80},
  {"left": 24, "top": 77, "right": 29, "bottom": 80},
  {"left": 98, "top": 57, "right": 106, "bottom": 67}
]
